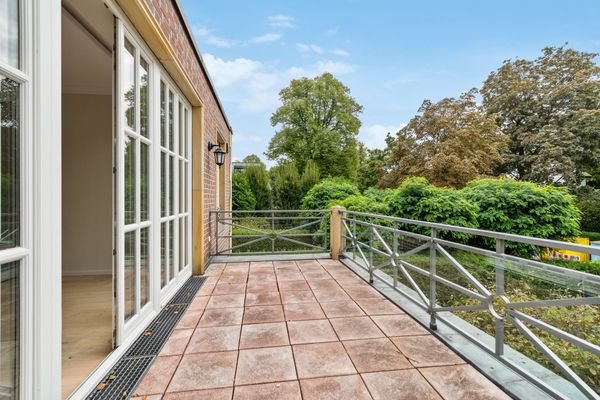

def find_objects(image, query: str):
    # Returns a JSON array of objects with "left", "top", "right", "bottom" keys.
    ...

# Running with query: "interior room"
[{"left": 60, "top": 2, "right": 115, "bottom": 398}]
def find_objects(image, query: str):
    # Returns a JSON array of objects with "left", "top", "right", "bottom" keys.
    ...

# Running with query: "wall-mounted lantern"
[{"left": 208, "top": 141, "right": 227, "bottom": 167}]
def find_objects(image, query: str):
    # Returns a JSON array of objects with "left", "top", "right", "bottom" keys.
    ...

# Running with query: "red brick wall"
[{"left": 144, "top": 0, "right": 232, "bottom": 263}]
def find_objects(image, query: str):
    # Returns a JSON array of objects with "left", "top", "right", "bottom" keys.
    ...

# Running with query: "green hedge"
[
  {"left": 232, "top": 173, "right": 256, "bottom": 210},
  {"left": 301, "top": 177, "right": 360, "bottom": 210}
]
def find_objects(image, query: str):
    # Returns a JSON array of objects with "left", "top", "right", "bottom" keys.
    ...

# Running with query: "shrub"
[
  {"left": 462, "top": 179, "right": 581, "bottom": 257},
  {"left": 334, "top": 194, "right": 389, "bottom": 215},
  {"left": 232, "top": 173, "right": 256, "bottom": 210},
  {"left": 386, "top": 177, "right": 479, "bottom": 241},
  {"left": 576, "top": 190, "right": 600, "bottom": 233},
  {"left": 363, "top": 187, "right": 395, "bottom": 204},
  {"left": 301, "top": 177, "right": 360, "bottom": 210},
  {"left": 245, "top": 165, "right": 271, "bottom": 210}
]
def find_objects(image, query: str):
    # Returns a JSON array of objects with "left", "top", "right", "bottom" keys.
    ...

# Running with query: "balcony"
[{"left": 129, "top": 209, "right": 599, "bottom": 400}]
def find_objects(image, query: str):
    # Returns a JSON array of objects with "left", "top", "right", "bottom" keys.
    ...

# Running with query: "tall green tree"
[
  {"left": 270, "top": 162, "right": 303, "bottom": 210},
  {"left": 267, "top": 73, "right": 363, "bottom": 181},
  {"left": 232, "top": 173, "right": 256, "bottom": 210},
  {"left": 357, "top": 142, "right": 389, "bottom": 191},
  {"left": 245, "top": 165, "right": 271, "bottom": 210},
  {"left": 481, "top": 46, "right": 600, "bottom": 187},
  {"left": 242, "top": 154, "right": 264, "bottom": 166},
  {"left": 381, "top": 90, "right": 505, "bottom": 189},
  {"left": 300, "top": 160, "right": 320, "bottom": 194}
]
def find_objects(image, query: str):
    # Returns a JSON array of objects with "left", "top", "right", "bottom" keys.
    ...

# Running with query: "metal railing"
[
  {"left": 209, "top": 210, "right": 330, "bottom": 256},
  {"left": 342, "top": 210, "right": 600, "bottom": 400}
]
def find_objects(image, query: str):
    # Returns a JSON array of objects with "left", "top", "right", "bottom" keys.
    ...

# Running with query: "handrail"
[{"left": 341, "top": 210, "right": 600, "bottom": 400}]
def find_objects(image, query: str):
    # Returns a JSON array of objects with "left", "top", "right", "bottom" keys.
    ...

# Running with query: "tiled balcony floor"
[{"left": 132, "top": 259, "right": 511, "bottom": 400}]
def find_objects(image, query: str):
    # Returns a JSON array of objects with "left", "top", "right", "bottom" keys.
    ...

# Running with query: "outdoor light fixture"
[{"left": 208, "top": 141, "right": 227, "bottom": 167}]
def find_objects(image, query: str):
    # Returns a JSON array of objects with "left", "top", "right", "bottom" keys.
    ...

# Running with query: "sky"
[{"left": 179, "top": 0, "right": 600, "bottom": 165}]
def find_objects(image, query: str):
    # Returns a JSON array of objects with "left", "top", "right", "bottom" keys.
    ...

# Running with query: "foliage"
[
  {"left": 481, "top": 46, "right": 600, "bottom": 187},
  {"left": 386, "top": 177, "right": 479, "bottom": 241},
  {"left": 245, "top": 165, "right": 271, "bottom": 210},
  {"left": 270, "top": 162, "right": 303, "bottom": 210},
  {"left": 462, "top": 179, "right": 581, "bottom": 256},
  {"left": 357, "top": 143, "right": 389, "bottom": 191},
  {"left": 232, "top": 173, "right": 256, "bottom": 210},
  {"left": 301, "top": 160, "right": 321, "bottom": 194},
  {"left": 242, "top": 154, "right": 264, "bottom": 166},
  {"left": 582, "top": 231, "right": 600, "bottom": 242},
  {"left": 267, "top": 73, "right": 363, "bottom": 181},
  {"left": 546, "top": 259, "right": 600, "bottom": 276},
  {"left": 363, "top": 187, "right": 395, "bottom": 204},
  {"left": 334, "top": 194, "right": 389, "bottom": 215},
  {"left": 576, "top": 189, "right": 600, "bottom": 233},
  {"left": 301, "top": 177, "right": 360, "bottom": 211},
  {"left": 380, "top": 89, "right": 505, "bottom": 189}
]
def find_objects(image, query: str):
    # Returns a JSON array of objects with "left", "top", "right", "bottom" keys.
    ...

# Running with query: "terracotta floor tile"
[
  {"left": 198, "top": 307, "right": 243, "bottom": 327},
  {"left": 245, "top": 291, "right": 281, "bottom": 306},
  {"left": 176, "top": 309, "right": 203, "bottom": 330},
  {"left": 235, "top": 346, "right": 297, "bottom": 385},
  {"left": 239, "top": 322, "right": 289, "bottom": 349},
  {"left": 133, "top": 355, "right": 180, "bottom": 395},
  {"left": 362, "top": 370, "right": 442, "bottom": 400},
  {"left": 246, "top": 280, "right": 278, "bottom": 293},
  {"left": 213, "top": 283, "right": 247, "bottom": 295},
  {"left": 313, "top": 288, "right": 351, "bottom": 303},
  {"left": 278, "top": 280, "right": 310, "bottom": 292},
  {"left": 248, "top": 271, "right": 277, "bottom": 281},
  {"left": 168, "top": 351, "right": 237, "bottom": 392},
  {"left": 218, "top": 274, "right": 248, "bottom": 284},
  {"left": 233, "top": 380, "right": 301, "bottom": 400},
  {"left": 302, "top": 271, "right": 331, "bottom": 280},
  {"left": 287, "top": 319, "right": 338, "bottom": 344},
  {"left": 283, "top": 303, "right": 325, "bottom": 321},
  {"left": 344, "top": 285, "right": 385, "bottom": 300},
  {"left": 132, "top": 395, "right": 162, "bottom": 400},
  {"left": 355, "top": 298, "right": 404, "bottom": 315},
  {"left": 280, "top": 290, "right": 316, "bottom": 304},
  {"left": 300, "top": 375, "right": 372, "bottom": 400},
  {"left": 250, "top": 261, "right": 274, "bottom": 268},
  {"left": 371, "top": 315, "right": 429, "bottom": 337},
  {"left": 198, "top": 283, "right": 215, "bottom": 296},
  {"left": 207, "top": 294, "right": 246, "bottom": 309},
  {"left": 226, "top": 262, "right": 250, "bottom": 269},
  {"left": 420, "top": 364, "right": 511, "bottom": 400},
  {"left": 307, "top": 279, "right": 340, "bottom": 291},
  {"left": 295, "top": 259, "right": 321, "bottom": 268},
  {"left": 329, "top": 316, "right": 384, "bottom": 340},
  {"left": 160, "top": 329, "right": 193, "bottom": 356},
  {"left": 186, "top": 326, "right": 241, "bottom": 353},
  {"left": 293, "top": 342, "right": 356, "bottom": 379},
  {"left": 391, "top": 335, "right": 464, "bottom": 367},
  {"left": 188, "top": 296, "right": 210, "bottom": 311},
  {"left": 163, "top": 387, "right": 233, "bottom": 400},
  {"left": 320, "top": 301, "right": 365, "bottom": 318},
  {"left": 343, "top": 338, "right": 411, "bottom": 372},
  {"left": 276, "top": 272, "right": 305, "bottom": 281},
  {"left": 243, "top": 305, "right": 285, "bottom": 324}
]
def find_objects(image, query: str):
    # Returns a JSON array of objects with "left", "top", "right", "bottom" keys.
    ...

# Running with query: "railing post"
[
  {"left": 271, "top": 211, "right": 276, "bottom": 253},
  {"left": 215, "top": 211, "right": 219, "bottom": 255},
  {"left": 369, "top": 216, "right": 374, "bottom": 283},
  {"left": 330, "top": 206, "right": 346, "bottom": 260},
  {"left": 392, "top": 221, "right": 398, "bottom": 288},
  {"left": 495, "top": 238, "right": 505, "bottom": 356},
  {"left": 352, "top": 219, "right": 357, "bottom": 261},
  {"left": 429, "top": 228, "right": 437, "bottom": 330}
]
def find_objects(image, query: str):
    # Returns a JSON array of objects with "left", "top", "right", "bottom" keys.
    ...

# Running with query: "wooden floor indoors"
[{"left": 62, "top": 275, "right": 113, "bottom": 399}]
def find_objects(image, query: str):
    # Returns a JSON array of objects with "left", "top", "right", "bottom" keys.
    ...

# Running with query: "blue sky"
[{"left": 179, "top": 0, "right": 600, "bottom": 165}]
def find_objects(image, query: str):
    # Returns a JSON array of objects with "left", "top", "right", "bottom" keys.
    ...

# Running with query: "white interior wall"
[{"left": 61, "top": 94, "right": 113, "bottom": 276}]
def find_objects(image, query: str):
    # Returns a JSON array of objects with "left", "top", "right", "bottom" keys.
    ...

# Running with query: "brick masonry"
[{"left": 144, "top": 0, "right": 232, "bottom": 262}]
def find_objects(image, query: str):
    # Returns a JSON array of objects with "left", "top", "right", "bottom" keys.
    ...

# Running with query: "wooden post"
[{"left": 330, "top": 206, "right": 346, "bottom": 260}]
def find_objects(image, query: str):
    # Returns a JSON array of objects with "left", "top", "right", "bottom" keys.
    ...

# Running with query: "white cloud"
[
  {"left": 359, "top": 124, "right": 405, "bottom": 149},
  {"left": 296, "top": 43, "right": 324, "bottom": 54},
  {"left": 267, "top": 15, "right": 295, "bottom": 28},
  {"left": 327, "top": 27, "right": 339, "bottom": 36},
  {"left": 202, "top": 54, "right": 262, "bottom": 87},
  {"left": 251, "top": 33, "right": 282, "bottom": 43},
  {"left": 331, "top": 49, "right": 350, "bottom": 57},
  {"left": 193, "top": 26, "right": 234, "bottom": 48}
]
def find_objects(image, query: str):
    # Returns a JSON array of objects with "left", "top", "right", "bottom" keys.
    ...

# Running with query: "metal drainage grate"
[
  {"left": 168, "top": 276, "right": 206, "bottom": 305},
  {"left": 86, "top": 356, "right": 154, "bottom": 400},
  {"left": 86, "top": 276, "right": 206, "bottom": 400}
]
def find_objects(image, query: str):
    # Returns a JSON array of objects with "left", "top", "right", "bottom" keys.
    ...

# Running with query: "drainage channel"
[{"left": 86, "top": 276, "right": 206, "bottom": 400}]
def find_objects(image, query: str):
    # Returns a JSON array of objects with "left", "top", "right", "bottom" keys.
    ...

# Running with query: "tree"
[
  {"left": 481, "top": 46, "right": 600, "bottom": 187},
  {"left": 242, "top": 154, "right": 264, "bottom": 166},
  {"left": 270, "top": 162, "right": 303, "bottom": 210},
  {"left": 300, "top": 160, "right": 320, "bottom": 194},
  {"left": 381, "top": 90, "right": 505, "bottom": 189},
  {"left": 267, "top": 73, "right": 363, "bottom": 181},
  {"left": 357, "top": 142, "right": 389, "bottom": 191},
  {"left": 245, "top": 165, "right": 271, "bottom": 210},
  {"left": 232, "top": 173, "right": 256, "bottom": 210}
]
